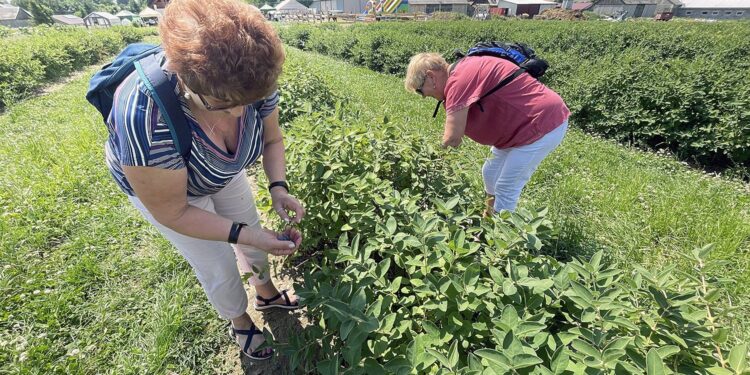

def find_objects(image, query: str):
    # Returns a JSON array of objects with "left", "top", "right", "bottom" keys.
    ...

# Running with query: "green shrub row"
[
  {"left": 277, "top": 21, "right": 750, "bottom": 177},
  {"left": 0, "top": 26, "right": 157, "bottom": 109},
  {"left": 263, "top": 58, "right": 749, "bottom": 375}
]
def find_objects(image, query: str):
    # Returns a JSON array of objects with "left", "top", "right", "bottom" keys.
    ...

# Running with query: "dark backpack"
[
  {"left": 456, "top": 41, "right": 548, "bottom": 79},
  {"left": 86, "top": 43, "right": 192, "bottom": 162},
  {"left": 432, "top": 42, "right": 549, "bottom": 117}
]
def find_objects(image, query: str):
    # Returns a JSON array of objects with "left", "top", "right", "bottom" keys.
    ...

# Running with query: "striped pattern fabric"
[{"left": 104, "top": 65, "right": 278, "bottom": 197}]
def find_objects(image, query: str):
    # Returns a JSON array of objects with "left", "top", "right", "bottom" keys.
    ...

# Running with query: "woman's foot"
[
  {"left": 254, "top": 283, "right": 300, "bottom": 311},
  {"left": 483, "top": 195, "right": 496, "bottom": 218},
  {"left": 230, "top": 314, "right": 273, "bottom": 360}
]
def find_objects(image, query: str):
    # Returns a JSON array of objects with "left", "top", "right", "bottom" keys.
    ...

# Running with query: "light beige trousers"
[{"left": 128, "top": 173, "right": 268, "bottom": 319}]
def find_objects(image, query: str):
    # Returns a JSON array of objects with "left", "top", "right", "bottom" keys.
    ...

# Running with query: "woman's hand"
[
  {"left": 270, "top": 189, "right": 305, "bottom": 224},
  {"left": 241, "top": 226, "right": 302, "bottom": 256}
]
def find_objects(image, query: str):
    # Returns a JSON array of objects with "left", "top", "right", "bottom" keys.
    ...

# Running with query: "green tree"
[
  {"left": 13, "top": 0, "right": 126, "bottom": 20},
  {"left": 127, "top": 0, "right": 145, "bottom": 13},
  {"left": 14, "top": 0, "right": 55, "bottom": 24}
]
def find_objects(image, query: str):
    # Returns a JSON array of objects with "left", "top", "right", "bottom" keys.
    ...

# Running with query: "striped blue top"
[{"left": 104, "top": 63, "right": 278, "bottom": 197}]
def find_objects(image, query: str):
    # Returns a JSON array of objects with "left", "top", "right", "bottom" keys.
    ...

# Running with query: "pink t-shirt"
[{"left": 444, "top": 56, "right": 570, "bottom": 149}]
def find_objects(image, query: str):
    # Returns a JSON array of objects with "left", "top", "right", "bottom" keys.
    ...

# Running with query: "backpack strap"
[
  {"left": 476, "top": 68, "right": 526, "bottom": 112},
  {"left": 133, "top": 54, "right": 192, "bottom": 163}
]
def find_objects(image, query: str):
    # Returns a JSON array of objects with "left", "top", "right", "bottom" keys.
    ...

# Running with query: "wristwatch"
[{"left": 268, "top": 180, "right": 289, "bottom": 193}]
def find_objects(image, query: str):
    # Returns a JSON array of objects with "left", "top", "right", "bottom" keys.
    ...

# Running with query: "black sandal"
[
  {"left": 253, "top": 289, "right": 300, "bottom": 311},
  {"left": 229, "top": 324, "right": 273, "bottom": 360}
]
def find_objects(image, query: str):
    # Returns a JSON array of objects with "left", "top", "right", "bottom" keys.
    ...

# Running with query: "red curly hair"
[{"left": 160, "top": 0, "right": 285, "bottom": 105}]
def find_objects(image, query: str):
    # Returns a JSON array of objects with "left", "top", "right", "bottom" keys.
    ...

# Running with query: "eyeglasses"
[
  {"left": 416, "top": 76, "right": 442, "bottom": 118},
  {"left": 180, "top": 81, "right": 242, "bottom": 111},
  {"left": 415, "top": 77, "right": 427, "bottom": 97},
  {"left": 195, "top": 92, "right": 239, "bottom": 112}
]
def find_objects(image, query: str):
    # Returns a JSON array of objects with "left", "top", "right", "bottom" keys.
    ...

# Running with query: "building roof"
[
  {"left": 275, "top": 0, "right": 310, "bottom": 10},
  {"left": 572, "top": 1, "right": 593, "bottom": 9},
  {"left": 115, "top": 10, "right": 136, "bottom": 17},
  {"left": 0, "top": 5, "right": 31, "bottom": 20},
  {"left": 592, "top": 0, "right": 679, "bottom": 5},
  {"left": 52, "top": 14, "right": 84, "bottom": 25},
  {"left": 260, "top": 3, "right": 275, "bottom": 10},
  {"left": 139, "top": 7, "right": 161, "bottom": 18},
  {"left": 496, "top": 0, "right": 558, "bottom": 4},
  {"left": 678, "top": 0, "right": 750, "bottom": 8},
  {"left": 410, "top": 0, "right": 472, "bottom": 4},
  {"left": 85, "top": 11, "right": 120, "bottom": 21}
]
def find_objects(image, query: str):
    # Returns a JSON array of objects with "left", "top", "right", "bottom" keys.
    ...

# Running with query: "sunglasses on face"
[
  {"left": 415, "top": 76, "right": 428, "bottom": 97},
  {"left": 179, "top": 80, "right": 244, "bottom": 111},
  {"left": 415, "top": 76, "right": 443, "bottom": 118},
  {"left": 195, "top": 92, "right": 240, "bottom": 111}
]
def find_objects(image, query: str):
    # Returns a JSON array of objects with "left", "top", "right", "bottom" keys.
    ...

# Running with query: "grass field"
[{"left": 0, "top": 46, "right": 748, "bottom": 374}]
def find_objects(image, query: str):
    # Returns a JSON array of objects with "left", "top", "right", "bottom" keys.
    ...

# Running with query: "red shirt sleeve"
[{"left": 444, "top": 60, "right": 484, "bottom": 114}]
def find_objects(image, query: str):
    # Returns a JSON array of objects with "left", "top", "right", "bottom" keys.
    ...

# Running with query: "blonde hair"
[
  {"left": 160, "top": 0, "right": 285, "bottom": 105},
  {"left": 404, "top": 53, "right": 449, "bottom": 93}
]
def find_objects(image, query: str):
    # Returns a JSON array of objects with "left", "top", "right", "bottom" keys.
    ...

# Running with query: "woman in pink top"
[{"left": 405, "top": 53, "right": 570, "bottom": 214}]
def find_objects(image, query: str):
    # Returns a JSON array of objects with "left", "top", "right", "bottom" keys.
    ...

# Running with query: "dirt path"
[{"left": 212, "top": 173, "right": 311, "bottom": 375}]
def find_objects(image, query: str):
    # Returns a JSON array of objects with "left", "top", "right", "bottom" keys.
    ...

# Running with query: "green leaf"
[
  {"left": 449, "top": 340, "right": 460, "bottom": 368},
  {"left": 569, "top": 281, "right": 595, "bottom": 305},
  {"left": 351, "top": 287, "right": 367, "bottom": 312},
  {"left": 655, "top": 345, "right": 680, "bottom": 360},
  {"left": 550, "top": 347, "right": 569, "bottom": 374},
  {"left": 474, "top": 349, "right": 511, "bottom": 370},
  {"left": 713, "top": 328, "right": 729, "bottom": 344},
  {"left": 317, "top": 355, "right": 339, "bottom": 375},
  {"left": 340, "top": 320, "right": 355, "bottom": 340},
  {"left": 646, "top": 349, "right": 666, "bottom": 375},
  {"left": 512, "top": 354, "right": 543, "bottom": 369},
  {"left": 498, "top": 305, "right": 519, "bottom": 331},
  {"left": 376, "top": 258, "right": 391, "bottom": 279},
  {"left": 364, "top": 358, "right": 385, "bottom": 374},
  {"left": 341, "top": 224, "right": 353, "bottom": 231},
  {"left": 589, "top": 251, "right": 603, "bottom": 271},
  {"left": 389, "top": 277, "right": 402, "bottom": 294},
  {"left": 649, "top": 286, "right": 670, "bottom": 309},
  {"left": 698, "top": 244, "right": 715, "bottom": 260},
  {"left": 489, "top": 266, "right": 505, "bottom": 284},
  {"left": 571, "top": 339, "right": 600, "bottom": 360},
  {"left": 706, "top": 367, "right": 735, "bottom": 375},
  {"left": 386, "top": 216, "right": 397, "bottom": 234},
  {"left": 408, "top": 335, "right": 427, "bottom": 368},
  {"left": 517, "top": 278, "right": 555, "bottom": 294},
  {"left": 381, "top": 313, "right": 397, "bottom": 332},
  {"left": 445, "top": 196, "right": 460, "bottom": 210},
  {"left": 464, "top": 263, "right": 481, "bottom": 287},
  {"left": 515, "top": 322, "right": 546, "bottom": 337},
  {"left": 728, "top": 343, "right": 748, "bottom": 373},
  {"left": 426, "top": 348, "right": 452, "bottom": 370},
  {"left": 468, "top": 353, "right": 482, "bottom": 371}
]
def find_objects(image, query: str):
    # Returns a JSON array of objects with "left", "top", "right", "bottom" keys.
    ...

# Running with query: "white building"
[
  {"left": 492, "top": 0, "right": 558, "bottom": 16},
  {"left": 675, "top": 0, "right": 749, "bottom": 19}
]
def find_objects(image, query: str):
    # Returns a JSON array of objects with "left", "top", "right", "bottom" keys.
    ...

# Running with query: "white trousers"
[
  {"left": 128, "top": 173, "right": 268, "bottom": 320},
  {"left": 482, "top": 121, "right": 568, "bottom": 212}
]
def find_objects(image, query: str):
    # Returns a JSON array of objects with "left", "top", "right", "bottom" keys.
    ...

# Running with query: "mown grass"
[
  {"left": 283, "top": 48, "right": 750, "bottom": 341},
  {"left": 0, "top": 66, "right": 234, "bottom": 374}
]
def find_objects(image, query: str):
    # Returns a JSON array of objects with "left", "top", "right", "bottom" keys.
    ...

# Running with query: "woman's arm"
[
  {"left": 122, "top": 165, "right": 296, "bottom": 255},
  {"left": 261, "top": 107, "right": 306, "bottom": 223},
  {"left": 442, "top": 107, "right": 469, "bottom": 148},
  {"left": 261, "top": 107, "right": 286, "bottom": 187}
]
